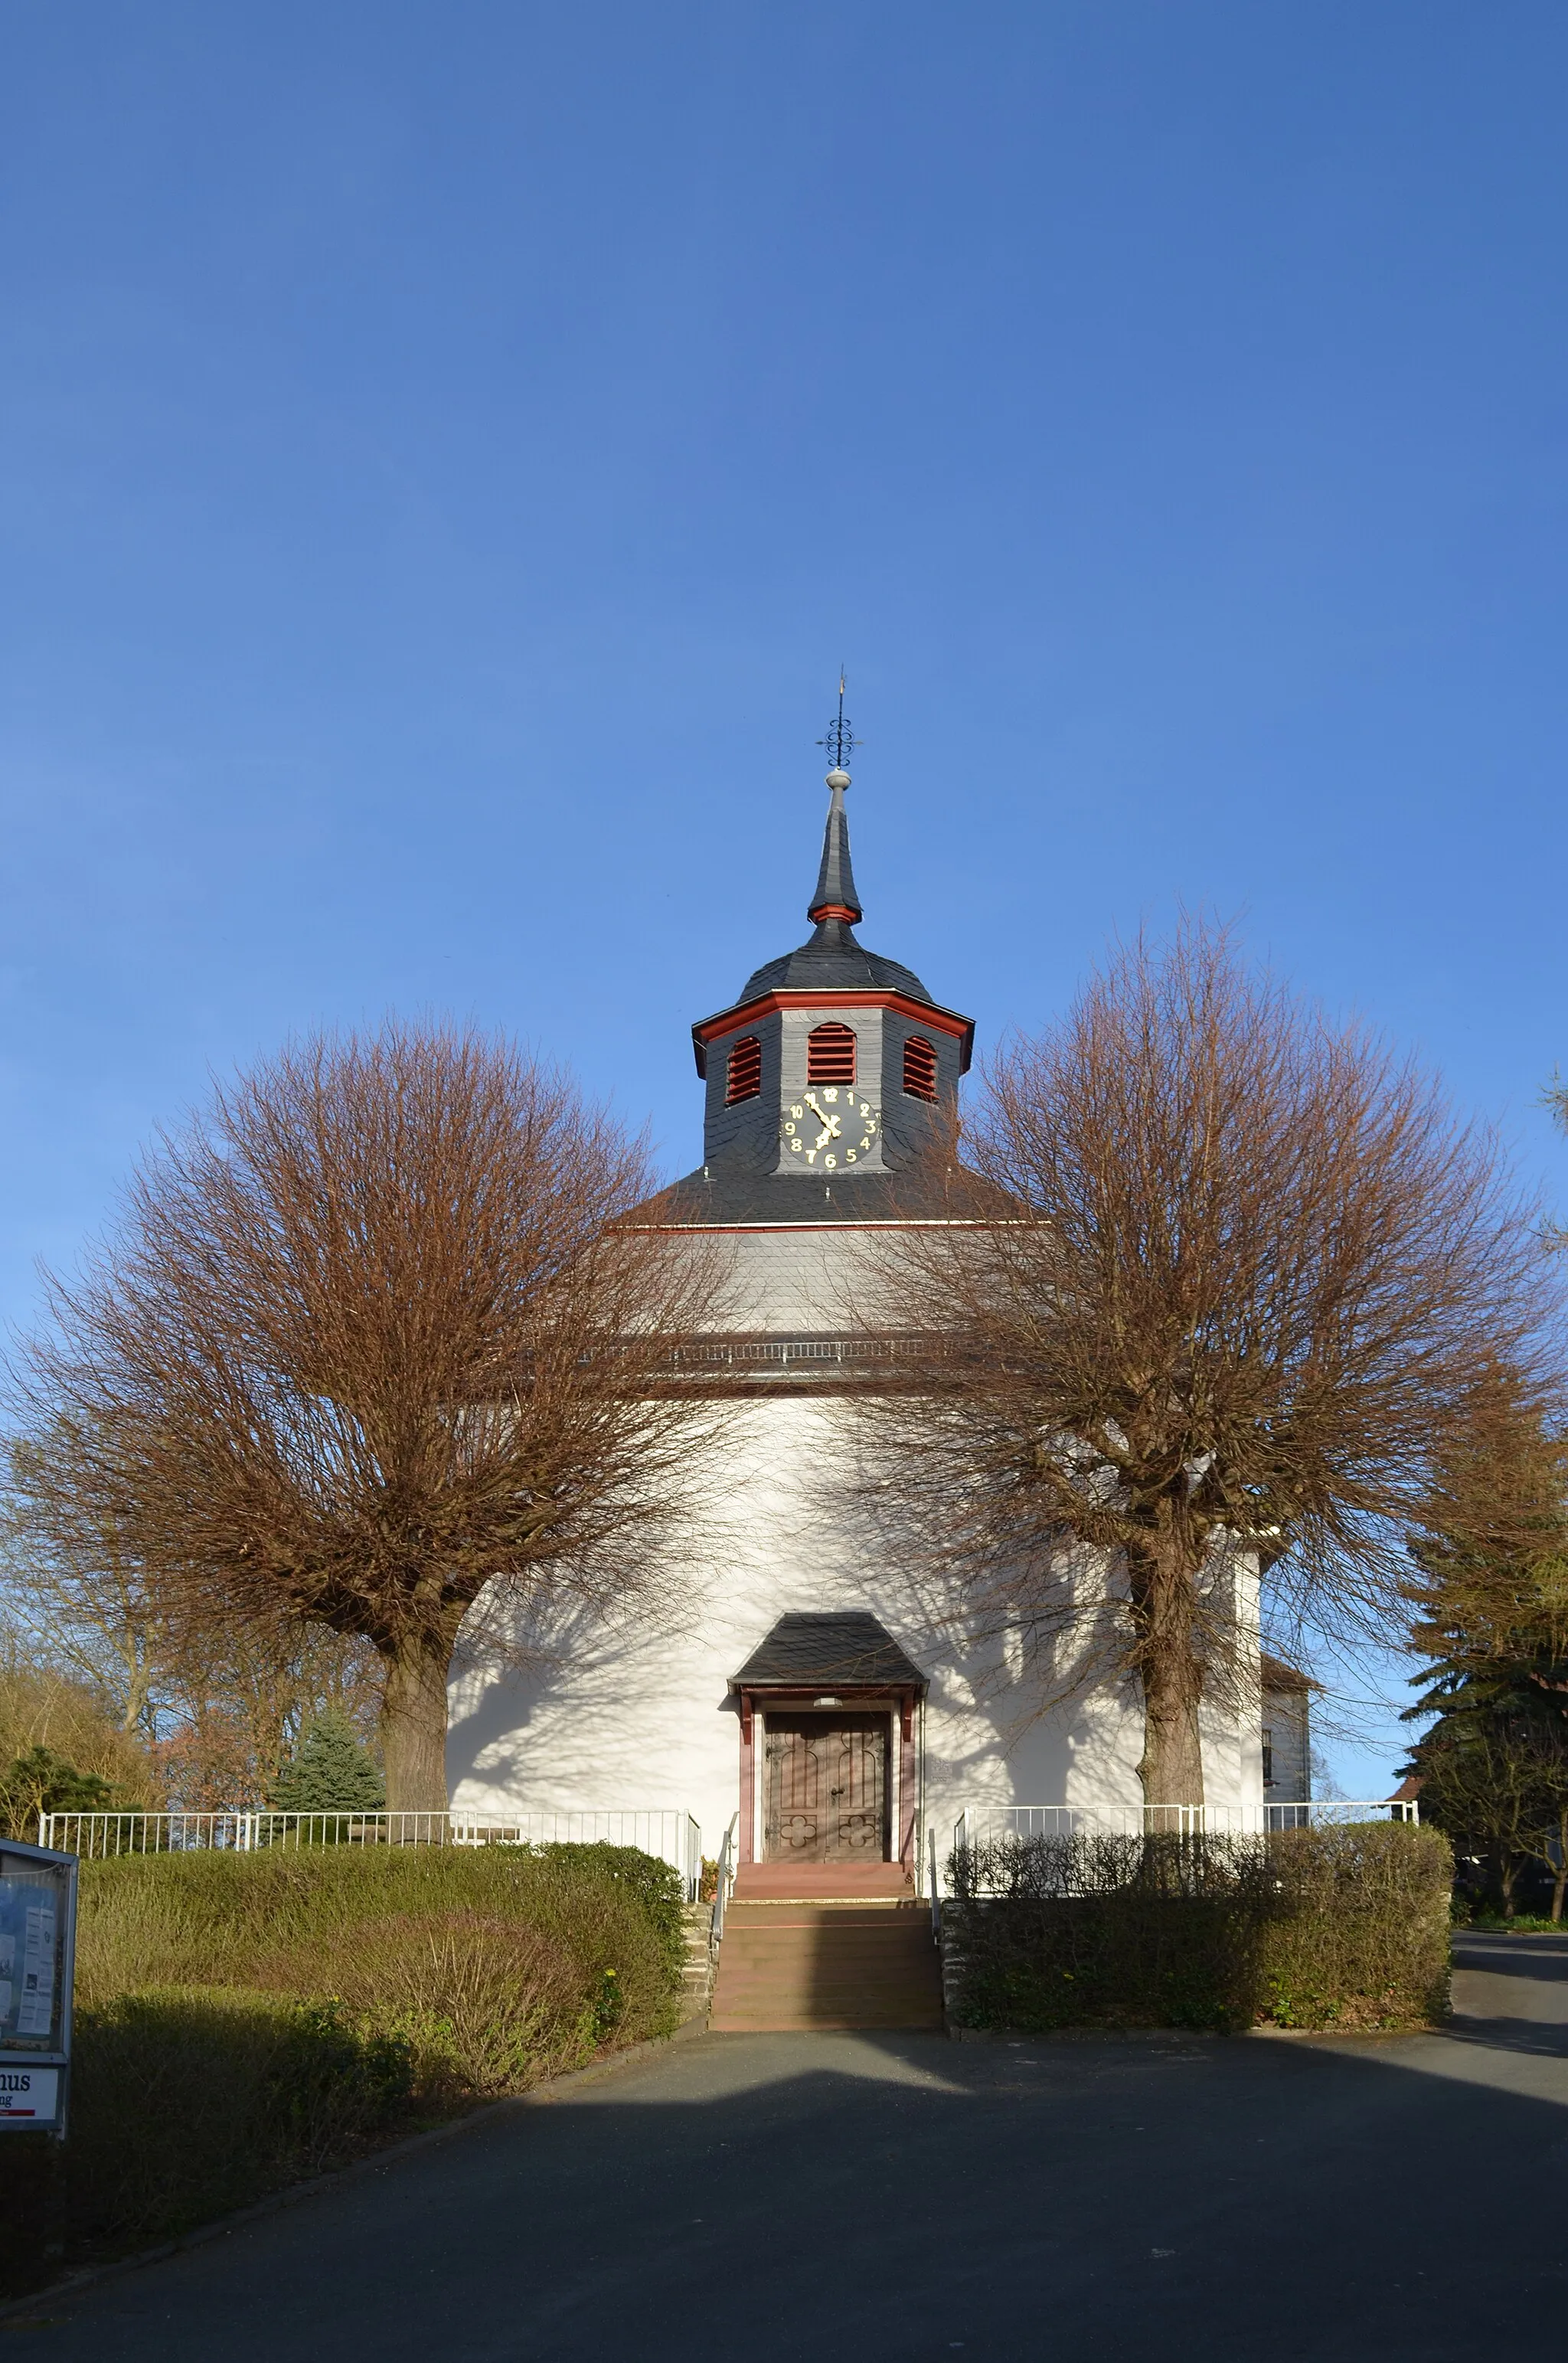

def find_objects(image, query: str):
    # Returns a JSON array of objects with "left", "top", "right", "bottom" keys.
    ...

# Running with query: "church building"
[{"left": 449, "top": 743, "right": 1276, "bottom": 1883}]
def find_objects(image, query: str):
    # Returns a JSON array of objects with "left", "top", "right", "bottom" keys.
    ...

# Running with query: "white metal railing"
[
  {"left": 929, "top": 1827, "right": 942, "bottom": 1941},
  {"left": 38, "top": 1807, "right": 705, "bottom": 1898},
  {"left": 710, "top": 1812, "right": 737, "bottom": 1956},
  {"left": 949, "top": 1799, "right": 1418, "bottom": 1858}
]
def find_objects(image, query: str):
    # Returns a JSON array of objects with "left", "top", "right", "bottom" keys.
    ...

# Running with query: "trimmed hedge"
[
  {"left": 944, "top": 1823, "right": 1452, "bottom": 2034},
  {"left": 0, "top": 1842, "right": 688, "bottom": 2295}
]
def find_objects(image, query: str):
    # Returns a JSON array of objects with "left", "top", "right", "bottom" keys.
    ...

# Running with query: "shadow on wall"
[{"left": 444, "top": 1592, "right": 733, "bottom": 1809}]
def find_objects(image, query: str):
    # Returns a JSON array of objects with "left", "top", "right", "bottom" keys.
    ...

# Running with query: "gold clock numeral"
[
  {"left": 824, "top": 1087, "right": 838, "bottom": 1102},
  {"left": 846, "top": 1149, "right": 856, "bottom": 1162},
  {"left": 824, "top": 1154, "right": 837, "bottom": 1169}
]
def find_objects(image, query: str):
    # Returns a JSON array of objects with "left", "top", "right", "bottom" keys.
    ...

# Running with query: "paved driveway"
[{"left": 9, "top": 1933, "right": 1568, "bottom": 2361}]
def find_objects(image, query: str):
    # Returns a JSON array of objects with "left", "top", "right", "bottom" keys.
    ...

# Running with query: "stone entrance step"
[
  {"left": 731, "top": 1861, "right": 916, "bottom": 1902},
  {"left": 710, "top": 1899, "right": 942, "bottom": 2032}
]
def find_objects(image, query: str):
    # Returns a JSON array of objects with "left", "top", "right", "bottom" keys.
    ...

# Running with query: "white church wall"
[
  {"left": 445, "top": 1387, "right": 1256, "bottom": 1858},
  {"left": 447, "top": 1226, "right": 1264, "bottom": 1852}
]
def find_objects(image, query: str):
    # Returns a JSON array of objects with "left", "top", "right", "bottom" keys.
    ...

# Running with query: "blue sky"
[{"left": 5, "top": 3, "right": 1567, "bottom": 1792}]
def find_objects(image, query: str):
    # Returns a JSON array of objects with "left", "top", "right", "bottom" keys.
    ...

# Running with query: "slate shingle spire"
[{"left": 807, "top": 767, "right": 864, "bottom": 927}]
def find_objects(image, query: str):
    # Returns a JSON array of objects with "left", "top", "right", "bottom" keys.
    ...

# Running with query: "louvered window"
[
  {"left": 903, "top": 1034, "right": 938, "bottom": 1100},
  {"left": 725, "top": 1034, "right": 763, "bottom": 1105},
  {"left": 806, "top": 1022, "right": 857, "bottom": 1086}
]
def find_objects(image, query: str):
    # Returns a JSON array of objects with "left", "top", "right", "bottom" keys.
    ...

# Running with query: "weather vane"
[{"left": 815, "top": 669, "right": 860, "bottom": 773}]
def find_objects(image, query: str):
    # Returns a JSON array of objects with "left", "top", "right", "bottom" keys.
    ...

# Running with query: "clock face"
[{"left": 781, "top": 1087, "right": 878, "bottom": 1170}]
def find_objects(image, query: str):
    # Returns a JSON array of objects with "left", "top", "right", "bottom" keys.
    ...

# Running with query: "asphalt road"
[{"left": 8, "top": 1932, "right": 1568, "bottom": 2362}]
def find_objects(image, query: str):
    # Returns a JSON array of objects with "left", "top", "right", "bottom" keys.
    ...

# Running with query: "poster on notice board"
[{"left": 0, "top": 1844, "right": 77, "bottom": 2135}]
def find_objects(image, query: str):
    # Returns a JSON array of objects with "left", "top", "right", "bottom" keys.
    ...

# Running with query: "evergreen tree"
[
  {"left": 1403, "top": 1371, "right": 1568, "bottom": 1916},
  {"left": 0, "top": 1746, "right": 116, "bottom": 1840},
  {"left": 270, "top": 1708, "right": 384, "bottom": 1812}
]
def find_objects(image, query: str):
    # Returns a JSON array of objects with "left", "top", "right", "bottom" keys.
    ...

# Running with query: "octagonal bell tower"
[{"left": 667, "top": 754, "right": 974, "bottom": 1225}]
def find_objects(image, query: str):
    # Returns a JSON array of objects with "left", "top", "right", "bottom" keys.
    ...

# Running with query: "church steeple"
[
  {"left": 673, "top": 683, "right": 976, "bottom": 1224},
  {"left": 806, "top": 769, "right": 863, "bottom": 927}
]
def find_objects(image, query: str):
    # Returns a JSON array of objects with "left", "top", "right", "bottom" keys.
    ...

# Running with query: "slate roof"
[
  {"left": 724, "top": 780, "right": 936, "bottom": 1005},
  {"left": 640, "top": 1160, "right": 970, "bottom": 1227},
  {"left": 808, "top": 775, "right": 863, "bottom": 923},
  {"left": 737, "top": 917, "right": 934, "bottom": 1005},
  {"left": 1261, "top": 1652, "right": 1317, "bottom": 1695},
  {"left": 731, "top": 1611, "right": 927, "bottom": 1692}
]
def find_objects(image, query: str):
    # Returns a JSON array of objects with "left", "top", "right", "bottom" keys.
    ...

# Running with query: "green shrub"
[
  {"left": 944, "top": 1823, "right": 1452, "bottom": 2034},
  {"left": 0, "top": 1842, "right": 686, "bottom": 2295},
  {"left": 1260, "top": 1823, "right": 1452, "bottom": 2028},
  {"left": 254, "top": 1912, "right": 596, "bottom": 2096},
  {"left": 74, "top": 1841, "right": 684, "bottom": 2034},
  {"left": 0, "top": 1986, "right": 413, "bottom": 2291}
]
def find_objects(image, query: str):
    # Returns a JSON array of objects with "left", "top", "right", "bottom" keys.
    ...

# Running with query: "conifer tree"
[{"left": 270, "top": 1708, "right": 384, "bottom": 1813}]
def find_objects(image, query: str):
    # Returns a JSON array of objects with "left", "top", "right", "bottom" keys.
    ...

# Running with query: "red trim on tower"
[
  {"left": 693, "top": 988, "right": 975, "bottom": 1074},
  {"left": 807, "top": 903, "right": 860, "bottom": 923}
]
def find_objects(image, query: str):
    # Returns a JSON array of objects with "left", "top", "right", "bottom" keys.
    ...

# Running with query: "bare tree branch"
[
  {"left": 5, "top": 1022, "right": 728, "bottom": 1807},
  {"left": 861, "top": 918, "right": 1562, "bottom": 1805}
]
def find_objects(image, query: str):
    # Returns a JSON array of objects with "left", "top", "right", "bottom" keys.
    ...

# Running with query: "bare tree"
[
  {"left": 6, "top": 1023, "right": 724, "bottom": 1809},
  {"left": 2, "top": 1448, "right": 384, "bottom": 1806},
  {"left": 864, "top": 920, "right": 1557, "bottom": 1807},
  {"left": 0, "top": 1451, "right": 166, "bottom": 1741}
]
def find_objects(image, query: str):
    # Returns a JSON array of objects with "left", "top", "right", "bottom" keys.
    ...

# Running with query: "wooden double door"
[{"left": 763, "top": 1712, "right": 889, "bottom": 1862}]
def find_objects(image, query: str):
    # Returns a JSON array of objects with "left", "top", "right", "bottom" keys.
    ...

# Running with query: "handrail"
[
  {"left": 947, "top": 1800, "right": 1419, "bottom": 1846},
  {"left": 710, "top": 1812, "right": 737, "bottom": 1956},
  {"left": 36, "top": 1806, "right": 707, "bottom": 1875},
  {"left": 929, "top": 1825, "right": 942, "bottom": 1943}
]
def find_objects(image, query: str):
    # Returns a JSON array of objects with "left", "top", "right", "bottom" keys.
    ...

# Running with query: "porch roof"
[{"left": 731, "top": 1611, "right": 927, "bottom": 1695}]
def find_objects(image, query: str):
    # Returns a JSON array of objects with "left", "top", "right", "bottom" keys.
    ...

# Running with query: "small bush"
[
  {"left": 254, "top": 1912, "right": 595, "bottom": 2097},
  {"left": 1261, "top": 1824, "right": 1453, "bottom": 2028},
  {"left": 944, "top": 1824, "right": 1452, "bottom": 2034}
]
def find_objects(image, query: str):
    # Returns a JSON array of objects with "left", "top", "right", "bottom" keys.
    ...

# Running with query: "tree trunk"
[
  {"left": 1126, "top": 1532, "right": 1206, "bottom": 1815},
  {"left": 1499, "top": 1850, "right": 1521, "bottom": 1920},
  {"left": 380, "top": 1638, "right": 452, "bottom": 1812}
]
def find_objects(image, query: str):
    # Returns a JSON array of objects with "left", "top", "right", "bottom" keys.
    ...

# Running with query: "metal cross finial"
[{"left": 815, "top": 669, "right": 860, "bottom": 772}]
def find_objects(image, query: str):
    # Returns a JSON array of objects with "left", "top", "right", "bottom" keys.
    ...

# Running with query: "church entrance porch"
[
  {"left": 730, "top": 1610, "right": 929, "bottom": 1884},
  {"left": 763, "top": 1711, "right": 887, "bottom": 1864}
]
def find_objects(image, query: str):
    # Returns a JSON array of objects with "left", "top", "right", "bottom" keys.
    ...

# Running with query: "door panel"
[{"left": 764, "top": 1714, "right": 888, "bottom": 1861}]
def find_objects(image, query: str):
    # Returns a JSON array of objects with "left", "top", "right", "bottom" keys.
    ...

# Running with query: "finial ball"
[{"left": 825, "top": 768, "right": 851, "bottom": 791}]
